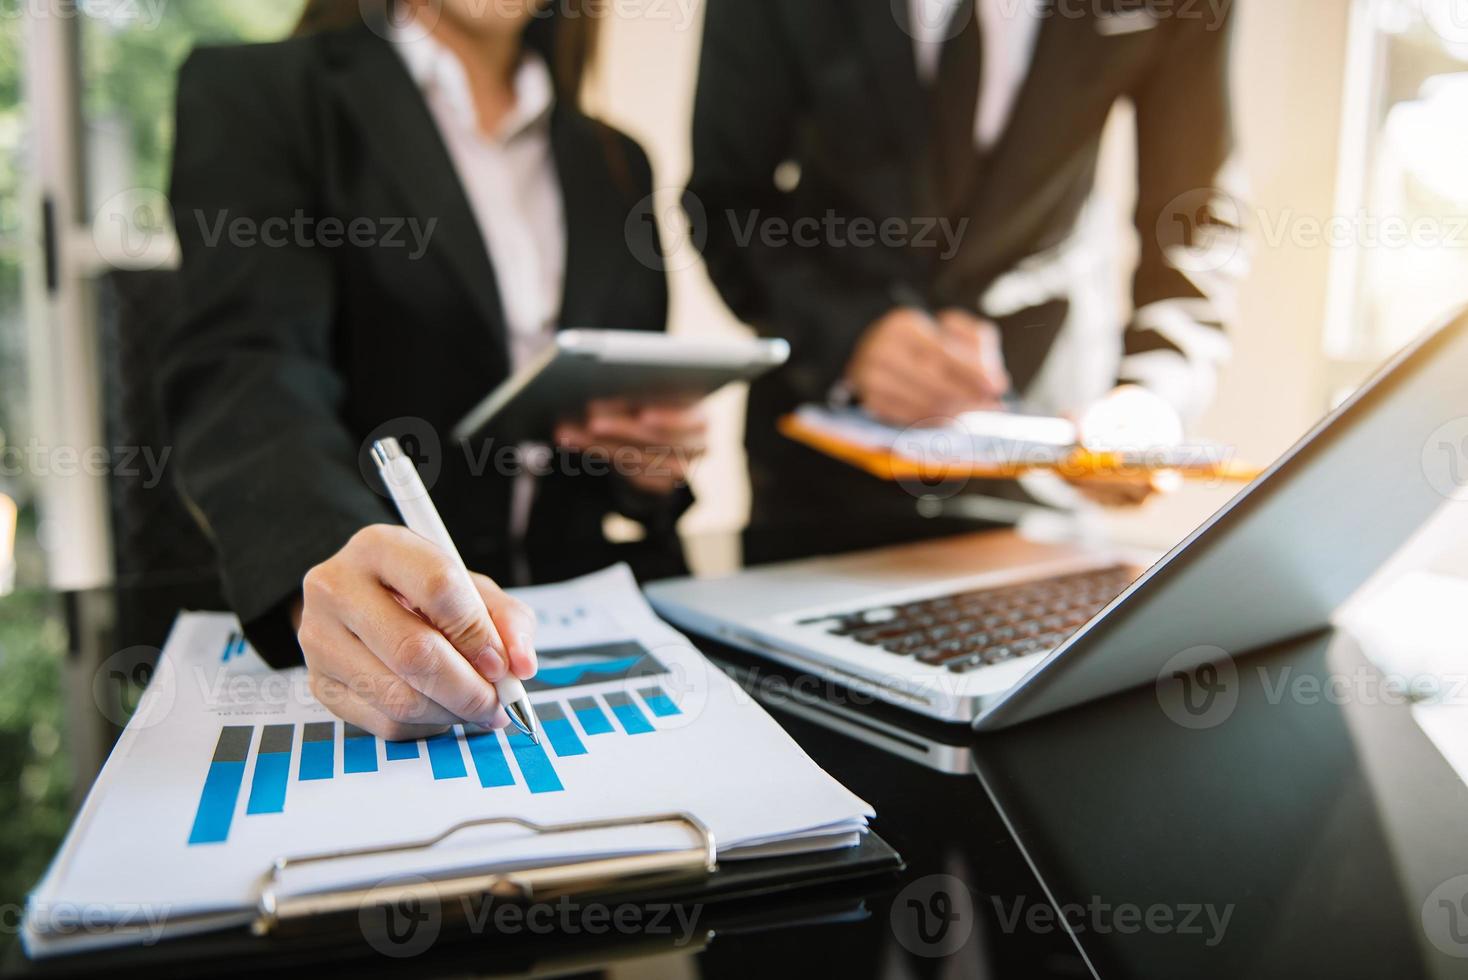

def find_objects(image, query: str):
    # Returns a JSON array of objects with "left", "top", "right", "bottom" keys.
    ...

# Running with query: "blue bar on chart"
[
  {"left": 570, "top": 696, "right": 614, "bottom": 736},
  {"left": 384, "top": 739, "right": 421, "bottom": 761},
  {"left": 604, "top": 691, "right": 654, "bottom": 735},
  {"left": 537, "top": 702, "right": 586, "bottom": 757},
  {"left": 342, "top": 723, "right": 378, "bottom": 773},
  {"left": 245, "top": 724, "right": 293, "bottom": 815},
  {"left": 299, "top": 722, "right": 335, "bottom": 780},
  {"left": 638, "top": 686, "right": 681, "bottom": 718},
  {"left": 463, "top": 725, "right": 515, "bottom": 787},
  {"left": 506, "top": 730, "right": 565, "bottom": 793},
  {"left": 220, "top": 631, "right": 245, "bottom": 663},
  {"left": 188, "top": 726, "right": 252, "bottom": 845},
  {"left": 425, "top": 731, "right": 468, "bottom": 780}
]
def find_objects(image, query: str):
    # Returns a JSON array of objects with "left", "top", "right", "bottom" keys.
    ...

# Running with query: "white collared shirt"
[
  {"left": 391, "top": 23, "right": 565, "bottom": 373},
  {"left": 392, "top": 25, "right": 566, "bottom": 566},
  {"left": 908, "top": 0, "right": 1043, "bottom": 150}
]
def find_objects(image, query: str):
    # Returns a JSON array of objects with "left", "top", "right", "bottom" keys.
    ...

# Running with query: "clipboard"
[
  {"left": 242, "top": 811, "right": 902, "bottom": 940},
  {"left": 253, "top": 812, "right": 719, "bottom": 936},
  {"left": 779, "top": 412, "right": 1263, "bottom": 485},
  {"left": 12, "top": 815, "right": 900, "bottom": 973}
]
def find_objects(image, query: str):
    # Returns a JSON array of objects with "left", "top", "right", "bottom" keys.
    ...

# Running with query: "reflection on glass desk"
[
  {"left": 968, "top": 628, "right": 1468, "bottom": 979},
  {"left": 713, "top": 626, "right": 1468, "bottom": 980}
]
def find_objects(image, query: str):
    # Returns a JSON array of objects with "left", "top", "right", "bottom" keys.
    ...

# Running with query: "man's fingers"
[
  {"left": 893, "top": 324, "right": 998, "bottom": 409},
  {"left": 955, "top": 319, "right": 1011, "bottom": 400},
  {"left": 882, "top": 340, "right": 969, "bottom": 404},
  {"left": 329, "top": 568, "right": 507, "bottom": 726},
  {"left": 1067, "top": 474, "right": 1160, "bottom": 508},
  {"left": 971, "top": 321, "right": 1011, "bottom": 396},
  {"left": 347, "top": 525, "right": 507, "bottom": 678},
  {"left": 471, "top": 573, "right": 539, "bottom": 680},
  {"left": 933, "top": 325, "right": 1007, "bottom": 403},
  {"left": 933, "top": 312, "right": 1011, "bottom": 403},
  {"left": 861, "top": 377, "right": 950, "bottom": 427},
  {"left": 871, "top": 344, "right": 984, "bottom": 419}
]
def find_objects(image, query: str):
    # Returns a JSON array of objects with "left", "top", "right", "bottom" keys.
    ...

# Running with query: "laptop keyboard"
[{"left": 798, "top": 565, "right": 1138, "bottom": 674}]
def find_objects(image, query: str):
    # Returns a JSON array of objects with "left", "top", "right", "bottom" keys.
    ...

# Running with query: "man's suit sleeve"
[
  {"left": 159, "top": 47, "right": 392, "bottom": 665},
  {"left": 687, "top": 0, "right": 894, "bottom": 403},
  {"left": 1123, "top": 5, "right": 1246, "bottom": 422}
]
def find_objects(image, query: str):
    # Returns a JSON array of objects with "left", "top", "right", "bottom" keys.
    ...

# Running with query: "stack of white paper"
[
  {"left": 794, "top": 404, "right": 1076, "bottom": 467},
  {"left": 792, "top": 404, "right": 1233, "bottom": 471},
  {"left": 24, "top": 565, "right": 872, "bottom": 957}
]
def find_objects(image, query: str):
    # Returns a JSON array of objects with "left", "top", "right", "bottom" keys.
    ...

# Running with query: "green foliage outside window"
[{"left": 0, "top": 1, "right": 304, "bottom": 956}]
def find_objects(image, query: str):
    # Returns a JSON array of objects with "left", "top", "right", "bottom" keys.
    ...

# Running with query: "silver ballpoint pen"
[{"left": 370, "top": 437, "right": 541, "bottom": 744}]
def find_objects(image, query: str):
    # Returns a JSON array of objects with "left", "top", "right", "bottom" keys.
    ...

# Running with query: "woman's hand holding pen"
[
  {"left": 291, "top": 525, "right": 539, "bottom": 740},
  {"left": 846, "top": 306, "right": 1011, "bottom": 427},
  {"left": 554, "top": 398, "right": 709, "bottom": 495}
]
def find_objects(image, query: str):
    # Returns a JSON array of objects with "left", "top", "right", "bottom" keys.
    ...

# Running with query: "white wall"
[
  {"left": 591, "top": 0, "right": 1359, "bottom": 556},
  {"left": 588, "top": 3, "right": 750, "bottom": 562}
]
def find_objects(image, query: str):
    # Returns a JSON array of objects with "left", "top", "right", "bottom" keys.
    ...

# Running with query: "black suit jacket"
[
  {"left": 161, "top": 24, "right": 688, "bottom": 666},
  {"left": 688, "top": 0, "right": 1242, "bottom": 562}
]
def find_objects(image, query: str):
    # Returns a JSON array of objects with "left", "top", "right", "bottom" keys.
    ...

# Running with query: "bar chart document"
[{"left": 24, "top": 566, "right": 873, "bottom": 957}]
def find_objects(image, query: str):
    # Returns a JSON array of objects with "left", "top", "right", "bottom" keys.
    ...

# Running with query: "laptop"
[{"left": 647, "top": 308, "right": 1468, "bottom": 728}]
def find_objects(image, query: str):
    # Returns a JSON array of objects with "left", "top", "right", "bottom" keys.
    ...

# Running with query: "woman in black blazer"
[{"left": 160, "top": 0, "right": 704, "bottom": 738}]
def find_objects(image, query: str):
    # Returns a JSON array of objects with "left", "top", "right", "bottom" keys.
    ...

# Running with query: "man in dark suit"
[{"left": 687, "top": 0, "right": 1244, "bottom": 563}]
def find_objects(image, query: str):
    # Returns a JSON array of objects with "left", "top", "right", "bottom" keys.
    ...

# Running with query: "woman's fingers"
[
  {"left": 554, "top": 400, "right": 705, "bottom": 492},
  {"left": 588, "top": 404, "right": 707, "bottom": 447},
  {"left": 471, "top": 573, "right": 539, "bottom": 679},
  {"left": 332, "top": 577, "right": 507, "bottom": 727},
  {"left": 344, "top": 525, "right": 509, "bottom": 681},
  {"left": 308, "top": 671, "right": 454, "bottom": 742},
  {"left": 297, "top": 524, "right": 537, "bottom": 738},
  {"left": 300, "top": 617, "right": 460, "bottom": 733}
]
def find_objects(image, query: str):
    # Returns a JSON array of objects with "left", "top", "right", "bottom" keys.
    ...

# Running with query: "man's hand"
[
  {"left": 846, "top": 307, "right": 1010, "bottom": 426},
  {"left": 1065, "top": 386, "right": 1186, "bottom": 508},
  {"left": 554, "top": 398, "right": 708, "bottom": 495},
  {"left": 293, "top": 525, "right": 539, "bottom": 740}
]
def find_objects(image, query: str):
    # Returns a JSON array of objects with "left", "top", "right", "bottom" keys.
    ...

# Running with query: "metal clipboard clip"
[{"left": 252, "top": 811, "right": 718, "bottom": 936}]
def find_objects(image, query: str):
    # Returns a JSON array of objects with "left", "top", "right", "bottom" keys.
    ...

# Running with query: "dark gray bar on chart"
[
  {"left": 213, "top": 726, "right": 254, "bottom": 763},
  {"left": 303, "top": 721, "right": 335, "bottom": 743},
  {"left": 343, "top": 723, "right": 371, "bottom": 741},
  {"left": 603, "top": 691, "right": 633, "bottom": 708},
  {"left": 537, "top": 702, "right": 566, "bottom": 722},
  {"left": 259, "top": 724, "right": 293, "bottom": 754}
]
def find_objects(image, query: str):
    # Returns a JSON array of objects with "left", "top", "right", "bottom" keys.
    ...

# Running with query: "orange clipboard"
[{"left": 778, "top": 413, "right": 1263, "bottom": 485}]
